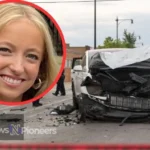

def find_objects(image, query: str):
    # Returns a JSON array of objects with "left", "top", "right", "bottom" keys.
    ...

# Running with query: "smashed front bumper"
[{"left": 78, "top": 92, "right": 150, "bottom": 122}]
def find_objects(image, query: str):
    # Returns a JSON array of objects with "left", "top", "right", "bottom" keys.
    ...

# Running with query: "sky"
[{"left": 28, "top": 0, "right": 150, "bottom": 47}]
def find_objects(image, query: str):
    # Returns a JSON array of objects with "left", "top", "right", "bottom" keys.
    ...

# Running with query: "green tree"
[
  {"left": 98, "top": 29, "right": 137, "bottom": 48},
  {"left": 98, "top": 37, "right": 125, "bottom": 48},
  {"left": 122, "top": 29, "right": 136, "bottom": 48}
]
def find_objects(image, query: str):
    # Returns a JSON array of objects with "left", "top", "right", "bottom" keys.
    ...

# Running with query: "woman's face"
[{"left": 0, "top": 18, "right": 44, "bottom": 102}]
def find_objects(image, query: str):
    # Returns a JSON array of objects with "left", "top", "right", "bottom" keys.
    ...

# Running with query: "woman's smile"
[{"left": 0, "top": 75, "right": 25, "bottom": 87}]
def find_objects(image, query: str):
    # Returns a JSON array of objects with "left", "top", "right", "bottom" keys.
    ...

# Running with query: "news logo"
[
  {"left": 0, "top": 114, "right": 24, "bottom": 140},
  {"left": 9, "top": 124, "right": 22, "bottom": 135}
]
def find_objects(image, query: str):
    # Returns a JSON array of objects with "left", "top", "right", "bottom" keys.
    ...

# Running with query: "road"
[{"left": 0, "top": 83, "right": 150, "bottom": 144}]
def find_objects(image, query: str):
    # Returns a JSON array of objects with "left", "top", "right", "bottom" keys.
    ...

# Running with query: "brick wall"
[
  {"left": 64, "top": 43, "right": 90, "bottom": 82},
  {"left": 65, "top": 51, "right": 82, "bottom": 82}
]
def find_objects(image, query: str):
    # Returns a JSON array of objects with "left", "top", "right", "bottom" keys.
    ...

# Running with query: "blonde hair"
[{"left": 0, "top": 2, "right": 60, "bottom": 100}]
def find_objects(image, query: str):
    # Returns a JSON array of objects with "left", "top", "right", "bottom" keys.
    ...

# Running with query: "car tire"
[{"left": 72, "top": 81, "right": 79, "bottom": 109}]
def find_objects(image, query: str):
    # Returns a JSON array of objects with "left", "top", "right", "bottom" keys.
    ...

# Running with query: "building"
[{"left": 65, "top": 43, "right": 91, "bottom": 82}]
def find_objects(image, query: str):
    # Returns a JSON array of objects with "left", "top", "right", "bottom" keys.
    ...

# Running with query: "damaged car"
[{"left": 71, "top": 47, "right": 150, "bottom": 123}]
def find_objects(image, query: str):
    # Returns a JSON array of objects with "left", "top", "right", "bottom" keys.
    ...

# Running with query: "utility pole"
[
  {"left": 116, "top": 17, "right": 118, "bottom": 45},
  {"left": 94, "top": 0, "right": 96, "bottom": 49}
]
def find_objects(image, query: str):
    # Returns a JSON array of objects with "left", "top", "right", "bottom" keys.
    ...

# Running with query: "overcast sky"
[{"left": 28, "top": 0, "right": 150, "bottom": 47}]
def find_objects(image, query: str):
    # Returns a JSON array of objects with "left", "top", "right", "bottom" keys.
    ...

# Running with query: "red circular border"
[{"left": 0, "top": 0, "right": 66, "bottom": 106}]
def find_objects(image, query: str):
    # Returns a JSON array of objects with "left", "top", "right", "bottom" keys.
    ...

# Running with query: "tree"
[
  {"left": 98, "top": 36, "right": 126, "bottom": 48},
  {"left": 98, "top": 29, "right": 137, "bottom": 48},
  {"left": 122, "top": 29, "right": 136, "bottom": 48}
]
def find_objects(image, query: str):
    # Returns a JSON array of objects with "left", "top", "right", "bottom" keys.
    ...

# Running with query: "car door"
[
  {"left": 71, "top": 57, "right": 82, "bottom": 97},
  {"left": 75, "top": 55, "right": 87, "bottom": 95}
]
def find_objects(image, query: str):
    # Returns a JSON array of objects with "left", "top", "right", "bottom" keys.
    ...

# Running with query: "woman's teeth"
[{"left": 1, "top": 76, "right": 22, "bottom": 85}]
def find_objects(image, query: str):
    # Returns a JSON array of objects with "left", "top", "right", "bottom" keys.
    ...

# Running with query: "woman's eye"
[
  {"left": 27, "top": 54, "right": 39, "bottom": 60},
  {"left": 0, "top": 47, "right": 11, "bottom": 53}
]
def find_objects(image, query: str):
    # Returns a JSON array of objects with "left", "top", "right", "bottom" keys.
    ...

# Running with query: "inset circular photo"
[{"left": 0, "top": 0, "right": 66, "bottom": 105}]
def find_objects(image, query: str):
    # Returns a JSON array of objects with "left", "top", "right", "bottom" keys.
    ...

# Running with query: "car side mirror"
[{"left": 73, "top": 65, "right": 82, "bottom": 71}]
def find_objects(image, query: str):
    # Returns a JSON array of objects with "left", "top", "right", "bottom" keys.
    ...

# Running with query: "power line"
[
  {"left": 32, "top": 0, "right": 121, "bottom": 3},
  {"left": 32, "top": 1, "right": 101, "bottom": 3}
]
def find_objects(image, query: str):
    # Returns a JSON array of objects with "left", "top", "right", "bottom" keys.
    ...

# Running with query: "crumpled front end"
[{"left": 79, "top": 53, "right": 150, "bottom": 120}]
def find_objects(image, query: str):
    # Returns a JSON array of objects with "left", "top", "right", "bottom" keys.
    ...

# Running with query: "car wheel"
[{"left": 72, "top": 81, "right": 79, "bottom": 109}]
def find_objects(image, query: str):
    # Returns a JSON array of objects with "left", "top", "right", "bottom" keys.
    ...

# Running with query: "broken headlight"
[
  {"left": 86, "top": 85, "right": 103, "bottom": 96},
  {"left": 81, "top": 76, "right": 103, "bottom": 96}
]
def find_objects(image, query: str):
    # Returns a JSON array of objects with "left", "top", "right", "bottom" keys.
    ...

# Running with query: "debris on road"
[
  {"left": 50, "top": 103, "right": 75, "bottom": 115},
  {"left": 47, "top": 103, "right": 84, "bottom": 127},
  {"left": 37, "top": 117, "right": 42, "bottom": 120},
  {"left": 50, "top": 111, "right": 58, "bottom": 115},
  {"left": 48, "top": 113, "right": 81, "bottom": 127}
]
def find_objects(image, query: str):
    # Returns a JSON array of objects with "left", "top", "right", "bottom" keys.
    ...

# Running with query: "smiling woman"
[{"left": 0, "top": 1, "right": 64, "bottom": 104}]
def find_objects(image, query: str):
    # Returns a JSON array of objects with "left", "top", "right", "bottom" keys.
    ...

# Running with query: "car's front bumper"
[{"left": 79, "top": 93, "right": 150, "bottom": 120}]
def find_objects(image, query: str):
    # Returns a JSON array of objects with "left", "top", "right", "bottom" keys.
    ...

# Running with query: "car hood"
[{"left": 89, "top": 46, "right": 150, "bottom": 69}]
